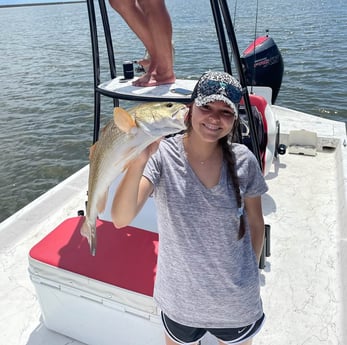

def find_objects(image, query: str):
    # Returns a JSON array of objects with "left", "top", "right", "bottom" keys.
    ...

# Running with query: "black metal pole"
[
  {"left": 210, "top": 0, "right": 232, "bottom": 74},
  {"left": 86, "top": 0, "right": 101, "bottom": 143},
  {"left": 211, "top": 0, "right": 262, "bottom": 169},
  {"left": 99, "top": 0, "right": 117, "bottom": 80},
  {"left": 219, "top": 0, "right": 262, "bottom": 168}
]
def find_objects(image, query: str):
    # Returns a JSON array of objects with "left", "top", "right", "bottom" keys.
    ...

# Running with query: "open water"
[{"left": 0, "top": 0, "right": 346, "bottom": 222}]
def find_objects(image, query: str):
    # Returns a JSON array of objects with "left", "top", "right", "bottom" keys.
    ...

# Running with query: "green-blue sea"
[{"left": 0, "top": 0, "right": 346, "bottom": 222}]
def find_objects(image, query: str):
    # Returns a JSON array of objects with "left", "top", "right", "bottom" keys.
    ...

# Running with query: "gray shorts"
[{"left": 161, "top": 312, "right": 265, "bottom": 345}]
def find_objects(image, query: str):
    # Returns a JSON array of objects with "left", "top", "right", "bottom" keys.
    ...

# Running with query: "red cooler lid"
[{"left": 29, "top": 217, "right": 158, "bottom": 297}]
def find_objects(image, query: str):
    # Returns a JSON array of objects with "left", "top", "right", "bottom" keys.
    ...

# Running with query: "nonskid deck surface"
[
  {"left": 0, "top": 107, "right": 346, "bottom": 345},
  {"left": 99, "top": 77, "right": 197, "bottom": 101},
  {"left": 261, "top": 149, "right": 343, "bottom": 344}
]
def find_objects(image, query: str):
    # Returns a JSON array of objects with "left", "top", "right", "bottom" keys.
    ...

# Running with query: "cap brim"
[{"left": 195, "top": 94, "right": 238, "bottom": 115}]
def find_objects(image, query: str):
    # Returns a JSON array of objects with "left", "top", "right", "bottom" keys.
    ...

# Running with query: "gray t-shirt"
[{"left": 143, "top": 134, "right": 268, "bottom": 328}]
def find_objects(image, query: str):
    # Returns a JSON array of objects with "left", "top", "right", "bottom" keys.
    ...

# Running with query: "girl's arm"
[
  {"left": 111, "top": 141, "right": 159, "bottom": 228},
  {"left": 244, "top": 196, "right": 265, "bottom": 263}
]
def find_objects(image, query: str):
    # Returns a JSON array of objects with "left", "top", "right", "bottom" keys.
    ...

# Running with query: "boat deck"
[{"left": 0, "top": 106, "right": 346, "bottom": 345}]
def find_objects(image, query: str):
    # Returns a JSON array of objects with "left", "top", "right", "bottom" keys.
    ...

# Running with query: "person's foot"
[
  {"left": 135, "top": 43, "right": 175, "bottom": 79},
  {"left": 132, "top": 71, "right": 175, "bottom": 87}
]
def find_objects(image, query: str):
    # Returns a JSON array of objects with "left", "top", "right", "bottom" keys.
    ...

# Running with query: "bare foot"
[
  {"left": 132, "top": 72, "right": 175, "bottom": 87},
  {"left": 132, "top": 71, "right": 152, "bottom": 86}
]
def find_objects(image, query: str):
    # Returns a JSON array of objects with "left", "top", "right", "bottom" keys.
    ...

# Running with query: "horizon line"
[{"left": 0, "top": 0, "right": 85, "bottom": 8}]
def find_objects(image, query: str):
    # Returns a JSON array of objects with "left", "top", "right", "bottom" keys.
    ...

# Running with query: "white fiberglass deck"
[{"left": 0, "top": 106, "right": 346, "bottom": 345}]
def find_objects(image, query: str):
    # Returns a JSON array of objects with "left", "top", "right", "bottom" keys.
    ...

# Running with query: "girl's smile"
[
  {"left": 192, "top": 101, "right": 236, "bottom": 142},
  {"left": 203, "top": 122, "right": 222, "bottom": 131}
]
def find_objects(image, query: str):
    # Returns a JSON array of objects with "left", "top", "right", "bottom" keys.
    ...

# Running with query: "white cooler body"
[{"left": 28, "top": 217, "right": 164, "bottom": 345}]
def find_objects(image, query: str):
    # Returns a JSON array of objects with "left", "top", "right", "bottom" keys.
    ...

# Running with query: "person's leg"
[
  {"left": 108, "top": 0, "right": 155, "bottom": 55},
  {"left": 165, "top": 333, "right": 199, "bottom": 345},
  {"left": 133, "top": 0, "right": 175, "bottom": 86},
  {"left": 110, "top": 0, "right": 174, "bottom": 86},
  {"left": 218, "top": 339, "right": 252, "bottom": 345}
]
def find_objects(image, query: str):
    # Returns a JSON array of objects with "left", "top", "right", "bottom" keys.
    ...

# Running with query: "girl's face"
[{"left": 190, "top": 101, "right": 236, "bottom": 143}]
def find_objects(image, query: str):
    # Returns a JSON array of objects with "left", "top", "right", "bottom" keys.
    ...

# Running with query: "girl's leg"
[
  {"left": 165, "top": 333, "right": 199, "bottom": 345},
  {"left": 218, "top": 339, "right": 252, "bottom": 345}
]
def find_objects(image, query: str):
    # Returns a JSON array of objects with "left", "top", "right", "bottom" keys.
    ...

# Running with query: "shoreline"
[{"left": 0, "top": 0, "right": 84, "bottom": 8}]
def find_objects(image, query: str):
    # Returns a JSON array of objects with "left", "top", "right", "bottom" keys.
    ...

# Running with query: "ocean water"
[{"left": 0, "top": 0, "right": 346, "bottom": 222}]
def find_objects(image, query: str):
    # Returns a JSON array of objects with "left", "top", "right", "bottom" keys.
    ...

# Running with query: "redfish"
[{"left": 81, "top": 102, "right": 187, "bottom": 255}]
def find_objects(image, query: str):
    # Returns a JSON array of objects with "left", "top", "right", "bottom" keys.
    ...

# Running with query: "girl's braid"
[{"left": 220, "top": 119, "right": 245, "bottom": 239}]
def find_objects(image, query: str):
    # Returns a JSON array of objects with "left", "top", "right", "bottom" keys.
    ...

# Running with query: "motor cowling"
[{"left": 241, "top": 35, "right": 284, "bottom": 104}]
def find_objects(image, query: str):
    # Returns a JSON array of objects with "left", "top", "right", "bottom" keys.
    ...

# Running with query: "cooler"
[{"left": 28, "top": 217, "right": 163, "bottom": 345}]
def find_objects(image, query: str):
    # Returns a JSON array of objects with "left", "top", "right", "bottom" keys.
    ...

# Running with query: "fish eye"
[{"left": 166, "top": 103, "right": 174, "bottom": 108}]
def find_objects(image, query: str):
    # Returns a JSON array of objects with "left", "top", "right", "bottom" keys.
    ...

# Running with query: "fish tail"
[{"left": 80, "top": 217, "right": 97, "bottom": 256}]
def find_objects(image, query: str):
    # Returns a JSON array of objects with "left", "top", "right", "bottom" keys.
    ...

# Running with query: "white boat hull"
[{"left": 0, "top": 105, "right": 346, "bottom": 345}]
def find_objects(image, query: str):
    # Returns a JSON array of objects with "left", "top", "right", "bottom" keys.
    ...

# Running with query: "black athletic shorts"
[{"left": 161, "top": 312, "right": 265, "bottom": 344}]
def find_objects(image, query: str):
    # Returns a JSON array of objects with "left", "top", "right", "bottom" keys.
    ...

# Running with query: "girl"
[{"left": 112, "top": 71, "right": 268, "bottom": 345}]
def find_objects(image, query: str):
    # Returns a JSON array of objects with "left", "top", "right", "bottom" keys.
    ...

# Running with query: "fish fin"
[
  {"left": 113, "top": 107, "right": 138, "bottom": 134},
  {"left": 96, "top": 191, "right": 108, "bottom": 214},
  {"left": 80, "top": 217, "right": 90, "bottom": 239},
  {"left": 89, "top": 143, "right": 97, "bottom": 160},
  {"left": 80, "top": 217, "right": 97, "bottom": 256}
]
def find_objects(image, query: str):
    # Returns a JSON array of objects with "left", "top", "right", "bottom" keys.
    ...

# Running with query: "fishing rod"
[
  {"left": 210, "top": 0, "right": 262, "bottom": 169},
  {"left": 250, "top": 0, "right": 260, "bottom": 96},
  {"left": 210, "top": 0, "right": 232, "bottom": 75}
]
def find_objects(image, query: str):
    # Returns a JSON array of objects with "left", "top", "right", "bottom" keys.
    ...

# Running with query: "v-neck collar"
[{"left": 178, "top": 135, "right": 226, "bottom": 193}]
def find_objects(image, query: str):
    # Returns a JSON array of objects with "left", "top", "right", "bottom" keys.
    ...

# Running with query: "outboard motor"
[{"left": 241, "top": 35, "right": 284, "bottom": 104}]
